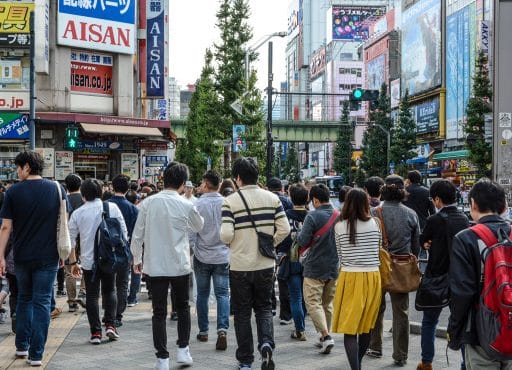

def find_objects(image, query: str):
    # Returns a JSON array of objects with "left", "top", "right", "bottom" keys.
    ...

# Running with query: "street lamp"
[{"left": 244, "top": 32, "right": 287, "bottom": 86}]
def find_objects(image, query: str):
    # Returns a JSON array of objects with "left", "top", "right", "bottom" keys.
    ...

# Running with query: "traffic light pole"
[
  {"left": 29, "top": 11, "right": 36, "bottom": 150},
  {"left": 266, "top": 42, "right": 273, "bottom": 183}
]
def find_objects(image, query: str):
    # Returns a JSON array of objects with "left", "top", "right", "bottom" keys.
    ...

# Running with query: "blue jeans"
[
  {"left": 127, "top": 269, "right": 141, "bottom": 304},
  {"left": 287, "top": 262, "right": 305, "bottom": 332},
  {"left": 421, "top": 307, "right": 442, "bottom": 363},
  {"left": 194, "top": 256, "right": 229, "bottom": 334},
  {"left": 15, "top": 259, "right": 59, "bottom": 361}
]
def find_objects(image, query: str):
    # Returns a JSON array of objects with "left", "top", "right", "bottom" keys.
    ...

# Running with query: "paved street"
[{"left": 0, "top": 289, "right": 461, "bottom": 369}]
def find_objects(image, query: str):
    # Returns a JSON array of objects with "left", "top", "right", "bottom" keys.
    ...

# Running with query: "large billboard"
[
  {"left": 331, "top": 6, "right": 386, "bottom": 41},
  {"left": 0, "top": 2, "right": 33, "bottom": 47},
  {"left": 401, "top": 0, "right": 441, "bottom": 96},
  {"left": 146, "top": 0, "right": 165, "bottom": 97},
  {"left": 367, "top": 54, "right": 385, "bottom": 90},
  {"left": 446, "top": 3, "right": 477, "bottom": 139},
  {"left": 70, "top": 50, "right": 113, "bottom": 95},
  {"left": 415, "top": 97, "right": 440, "bottom": 134},
  {"left": 57, "top": 0, "right": 135, "bottom": 54}
]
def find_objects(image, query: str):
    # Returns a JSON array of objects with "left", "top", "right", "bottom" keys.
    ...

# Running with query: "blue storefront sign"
[
  {"left": 415, "top": 97, "right": 440, "bottom": 134},
  {"left": 146, "top": 0, "right": 165, "bottom": 97},
  {"left": 0, "top": 113, "right": 30, "bottom": 139}
]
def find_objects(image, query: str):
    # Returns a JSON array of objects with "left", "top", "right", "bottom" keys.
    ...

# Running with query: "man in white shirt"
[
  {"left": 68, "top": 179, "right": 128, "bottom": 345},
  {"left": 131, "top": 162, "right": 204, "bottom": 370}
]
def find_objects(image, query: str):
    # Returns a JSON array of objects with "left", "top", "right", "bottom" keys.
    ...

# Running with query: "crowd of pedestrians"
[{"left": 0, "top": 151, "right": 511, "bottom": 370}]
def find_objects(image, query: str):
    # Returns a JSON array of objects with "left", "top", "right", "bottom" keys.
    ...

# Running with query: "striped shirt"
[
  {"left": 334, "top": 218, "right": 381, "bottom": 272},
  {"left": 220, "top": 185, "right": 290, "bottom": 271}
]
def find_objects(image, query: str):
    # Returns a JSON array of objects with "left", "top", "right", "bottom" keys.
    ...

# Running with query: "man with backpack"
[
  {"left": 448, "top": 179, "right": 512, "bottom": 368},
  {"left": 68, "top": 179, "right": 128, "bottom": 344}
]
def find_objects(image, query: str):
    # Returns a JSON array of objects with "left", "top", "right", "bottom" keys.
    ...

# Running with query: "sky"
[{"left": 169, "top": 0, "right": 289, "bottom": 91}]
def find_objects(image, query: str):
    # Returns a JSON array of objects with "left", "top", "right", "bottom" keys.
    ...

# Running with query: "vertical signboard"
[
  {"left": 55, "top": 151, "right": 73, "bottom": 180},
  {"left": 121, "top": 152, "right": 139, "bottom": 179},
  {"left": 35, "top": 0, "right": 49, "bottom": 74},
  {"left": 367, "top": 54, "right": 385, "bottom": 90},
  {"left": 35, "top": 147, "right": 54, "bottom": 178},
  {"left": 146, "top": 0, "right": 165, "bottom": 97},
  {"left": 232, "top": 125, "right": 246, "bottom": 153}
]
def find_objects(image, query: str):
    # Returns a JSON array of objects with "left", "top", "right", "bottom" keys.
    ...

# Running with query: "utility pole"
[
  {"left": 29, "top": 11, "right": 36, "bottom": 150},
  {"left": 266, "top": 42, "right": 273, "bottom": 182}
]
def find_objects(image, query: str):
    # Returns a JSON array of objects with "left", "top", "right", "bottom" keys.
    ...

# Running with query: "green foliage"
[
  {"left": 361, "top": 83, "right": 392, "bottom": 178},
  {"left": 333, "top": 101, "right": 353, "bottom": 183},
  {"left": 272, "top": 144, "right": 283, "bottom": 178},
  {"left": 353, "top": 168, "right": 367, "bottom": 188},
  {"left": 390, "top": 89, "right": 417, "bottom": 165},
  {"left": 464, "top": 50, "right": 492, "bottom": 178},
  {"left": 284, "top": 142, "right": 300, "bottom": 183}
]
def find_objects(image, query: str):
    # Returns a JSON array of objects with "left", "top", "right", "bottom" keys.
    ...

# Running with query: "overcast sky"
[{"left": 169, "top": 0, "right": 289, "bottom": 91}]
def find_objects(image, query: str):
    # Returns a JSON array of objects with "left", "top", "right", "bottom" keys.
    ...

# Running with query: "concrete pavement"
[{"left": 0, "top": 291, "right": 462, "bottom": 369}]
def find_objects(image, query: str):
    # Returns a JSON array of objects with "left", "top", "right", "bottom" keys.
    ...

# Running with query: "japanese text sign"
[
  {"left": 0, "top": 3, "right": 34, "bottom": 48},
  {"left": 146, "top": 0, "right": 165, "bottom": 97}
]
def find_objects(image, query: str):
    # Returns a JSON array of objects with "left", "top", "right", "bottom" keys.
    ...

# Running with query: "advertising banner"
[
  {"left": 367, "top": 54, "right": 385, "bottom": 90},
  {"left": 0, "top": 91, "right": 29, "bottom": 110},
  {"left": 0, "top": 2, "right": 33, "bottom": 47},
  {"left": 415, "top": 97, "right": 440, "bottom": 134},
  {"left": 55, "top": 151, "right": 73, "bottom": 181},
  {"left": 35, "top": 148, "right": 54, "bottom": 178},
  {"left": 70, "top": 50, "right": 113, "bottom": 95},
  {"left": 0, "top": 60, "right": 22, "bottom": 84},
  {"left": 146, "top": 0, "right": 165, "bottom": 97},
  {"left": 331, "top": 5, "right": 386, "bottom": 41},
  {"left": 446, "top": 3, "right": 476, "bottom": 139},
  {"left": 35, "top": 0, "right": 50, "bottom": 74},
  {"left": 287, "top": 0, "right": 300, "bottom": 39},
  {"left": 232, "top": 125, "right": 246, "bottom": 153},
  {"left": 309, "top": 48, "right": 326, "bottom": 80},
  {"left": 0, "top": 113, "right": 29, "bottom": 139},
  {"left": 57, "top": 0, "right": 136, "bottom": 54},
  {"left": 401, "top": 0, "right": 441, "bottom": 96},
  {"left": 390, "top": 79, "right": 401, "bottom": 108},
  {"left": 121, "top": 152, "right": 138, "bottom": 179}
]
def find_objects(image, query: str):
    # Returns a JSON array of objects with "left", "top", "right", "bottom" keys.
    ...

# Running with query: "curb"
[{"left": 410, "top": 321, "right": 447, "bottom": 338}]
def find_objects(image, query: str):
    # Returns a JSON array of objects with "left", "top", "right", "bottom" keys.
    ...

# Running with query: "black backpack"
[{"left": 93, "top": 202, "right": 130, "bottom": 276}]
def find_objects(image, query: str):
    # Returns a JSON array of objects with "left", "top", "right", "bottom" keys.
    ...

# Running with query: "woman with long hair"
[{"left": 332, "top": 187, "right": 382, "bottom": 370}]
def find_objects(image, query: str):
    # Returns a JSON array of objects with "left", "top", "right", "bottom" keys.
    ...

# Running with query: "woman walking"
[{"left": 332, "top": 188, "right": 382, "bottom": 370}]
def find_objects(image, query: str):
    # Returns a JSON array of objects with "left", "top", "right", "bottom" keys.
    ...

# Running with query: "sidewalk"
[{"left": 0, "top": 293, "right": 462, "bottom": 369}]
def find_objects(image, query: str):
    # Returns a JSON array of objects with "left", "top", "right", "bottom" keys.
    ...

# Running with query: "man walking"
[
  {"left": 403, "top": 170, "right": 435, "bottom": 230},
  {"left": 131, "top": 162, "right": 204, "bottom": 370},
  {"left": 108, "top": 175, "right": 139, "bottom": 325},
  {"left": 296, "top": 184, "right": 339, "bottom": 355},
  {"left": 193, "top": 170, "right": 230, "bottom": 350},
  {"left": 221, "top": 158, "right": 290, "bottom": 370},
  {"left": 0, "top": 151, "right": 67, "bottom": 366}
]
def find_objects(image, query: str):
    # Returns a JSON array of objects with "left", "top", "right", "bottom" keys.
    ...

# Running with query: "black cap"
[{"left": 267, "top": 177, "right": 282, "bottom": 191}]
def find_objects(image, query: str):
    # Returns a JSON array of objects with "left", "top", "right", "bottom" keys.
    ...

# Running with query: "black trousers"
[
  {"left": 6, "top": 272, "right": 17, "bottom": 317},
  {"left": 150, "top": 274, "right": 190, "bottom": 359},
  {"left": 230, "top": 268, "right": 275, "bottom": 365},
  {"left": 83, "top": 268, "right": 117, "bottom": 335},
  {"left": 115, "top": 265, "right": 130, "bottom": 321},
  {"left": 277, "top": 278, "right": 291, "bottom": 321}
]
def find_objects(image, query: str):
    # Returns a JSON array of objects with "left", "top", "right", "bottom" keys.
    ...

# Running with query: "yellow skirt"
[{"left": 331, "top": 270, "right": 382, "bottom": 335}]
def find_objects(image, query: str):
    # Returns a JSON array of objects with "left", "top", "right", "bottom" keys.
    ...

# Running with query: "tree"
[
  {"left": 360, "top": 83, "right": 392, "bottom": 178},
  {"left": 283, "top": 142, "right": 300, "bottom": 183},
  {"left": 272, "top": 144, "right": 283, "bottom": 178},
  {"left": 464, "top": 50, "right": 492, "bottom": 178},
  {"left": 175, "top": 49, "right": 224, "bottom": 184},
  {"left": 390, "top": 89, "right": 417, "bottom": 174},
  {"left": 333, "top": 101, "right": 353, "bottom": 184},
  {"left": 214, "top": 0, "right": 265, "bottom": 173}
]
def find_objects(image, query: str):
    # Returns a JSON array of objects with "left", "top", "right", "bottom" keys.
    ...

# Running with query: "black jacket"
[
  {"left": 404, "top": 183, "right": 436, "bottom": 230},
  {"left": 420, "top": 206, "right": 469, "bottom": 277},
  {"left": 447, "top": 215, "right": 511, "bottom": 350}
]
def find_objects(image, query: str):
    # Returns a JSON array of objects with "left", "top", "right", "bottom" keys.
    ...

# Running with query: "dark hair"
[
  {"left": 232, "top": 157, "right": 259, "bottom": 185},
  {"left": 125, "top": 190, "right": 138, "bottom": 204},
  {"left": 14, "top": 151, "right": 44, "bottom": 176},
  {"left": 469, "top": 179, "right": 507, "bottom": 214},
  {"left": 163, "top": 162, "right": 189, "bottom": 189},
  {"left": 102, "top": 190, "right": 113, "bottom": 201},
  {"left": 338, "top": 185, "right": 352, "bottom": 203},
  {"left": 267, "top": 177, "right": 283, "bottom": 191},
  {"left": 380, "top": 175, "right": 406, "bottom": 202},
  {"left": 202, "top": 170, "right": 221, "bottom": 190},
  {"left": 65, "top": 173, "right": 82, "bottom": 192},
  {"left": 364, "top": 176, "right": 384, "bottom": 198},
  {"left": 429, "top": 179, "right": 456, "bottom": 205},
  {"left": 112, "top": 175, "right": 130, "bottom": 193},
  {"left": 309, "top": 184, "right": 330, "bottom": 203},
  {"left": 220, "top": 179, "right": 235, "bottom": 197},
  {"left": 342, "top": 188, "right": 370, "bottom": 244},
  {"left": 407, "top": 170, "right": 422, "bottom": 184},
  {"left": 129, "top": 182, "right": 139, "bottom": 191},
  {"left": 80, "top": 179, "right": 103, "bottom": 201},
  {"left": 289, "top": 183, "right": 309, "bottom": 206}
]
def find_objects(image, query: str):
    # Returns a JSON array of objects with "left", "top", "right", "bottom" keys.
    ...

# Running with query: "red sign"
[
  {"left": 71, "top": 61, "right": 113, "bottom": 95},
  {"left": 35, "top": 112, "right": 169, "bottom": 128}
]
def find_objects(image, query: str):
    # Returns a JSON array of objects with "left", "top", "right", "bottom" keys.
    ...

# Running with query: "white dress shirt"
[
  {"left": 68, "top": 198, "right": 128, "bottom": 270},
  {"left": 131, "top": 189, "right": 204, "bottom": 277}
]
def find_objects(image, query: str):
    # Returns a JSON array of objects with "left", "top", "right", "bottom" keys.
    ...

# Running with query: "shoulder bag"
[
  {"left": 55, "top": 181, "right": 72, "bottom": 260},
  {"left": 373, "top": 215, "right": 392, "bottom": 289},
  {"left": 295, "top": 209, "right": 339, "bottom": 263},
  {"left": 415, "top": 212, "right": 451, "bottom": 310},
  {"left": 238, "top": 190, "right": 276, "bottom": 259},
  {"left": 376, "top": 206, "right": 421, "bottom": 293}
]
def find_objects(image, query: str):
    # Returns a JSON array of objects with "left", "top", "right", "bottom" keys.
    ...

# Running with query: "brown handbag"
[{"left": 376, "top": 207, "right": 422, "bottom": 293}]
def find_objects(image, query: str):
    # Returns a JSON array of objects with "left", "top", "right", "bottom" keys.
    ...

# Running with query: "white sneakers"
[
  {"left": 320, "top": 336, "right": 335, "bottom": 354},
  {"left": 176, "top": 346, "right": 193, "bottom": 366},
  {"left": 154, "top": 358, "right": 169, "bottom": 370}
]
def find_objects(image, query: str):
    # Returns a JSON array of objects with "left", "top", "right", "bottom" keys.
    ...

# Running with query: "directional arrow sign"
[{"left": 230, "top": 99, "right": 243, "bottom": 115}]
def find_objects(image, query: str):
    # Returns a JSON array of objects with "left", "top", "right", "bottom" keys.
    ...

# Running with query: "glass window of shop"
[
  {"left": 0, "top": 145, "right": 29, "bottom": 180},
  {"left": 0, "top": 53, "right": 30, "bottom": 90}
]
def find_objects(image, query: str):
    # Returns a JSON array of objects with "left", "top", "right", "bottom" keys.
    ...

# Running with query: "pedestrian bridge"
[{"left": 170, "top": 119, "right": 344, "bottom": 142}]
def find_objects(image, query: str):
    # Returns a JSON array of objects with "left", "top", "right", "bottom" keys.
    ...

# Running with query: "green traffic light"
[
  {"left": 68, "top": 138, "right": 76, "bottom": 148},
  {"left": 353, "top": 89, "right": 363, "bottom": 99}
]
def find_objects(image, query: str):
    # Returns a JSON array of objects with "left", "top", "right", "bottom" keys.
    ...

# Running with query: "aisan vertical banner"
[{"left": 146, "top": 0, "right": 164, "bottom": 97}]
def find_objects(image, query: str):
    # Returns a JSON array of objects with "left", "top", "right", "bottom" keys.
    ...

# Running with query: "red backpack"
[{"left": 471, "top": 224, "right": 512, "bottom": 360}]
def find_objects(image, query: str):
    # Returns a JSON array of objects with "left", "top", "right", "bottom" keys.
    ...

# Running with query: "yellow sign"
[
  {"left": 0, "top": 3, "right": 34, "bottom": 34},
  {"left": 502, "top": 140, "right": 508, "bottom": 145}
]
